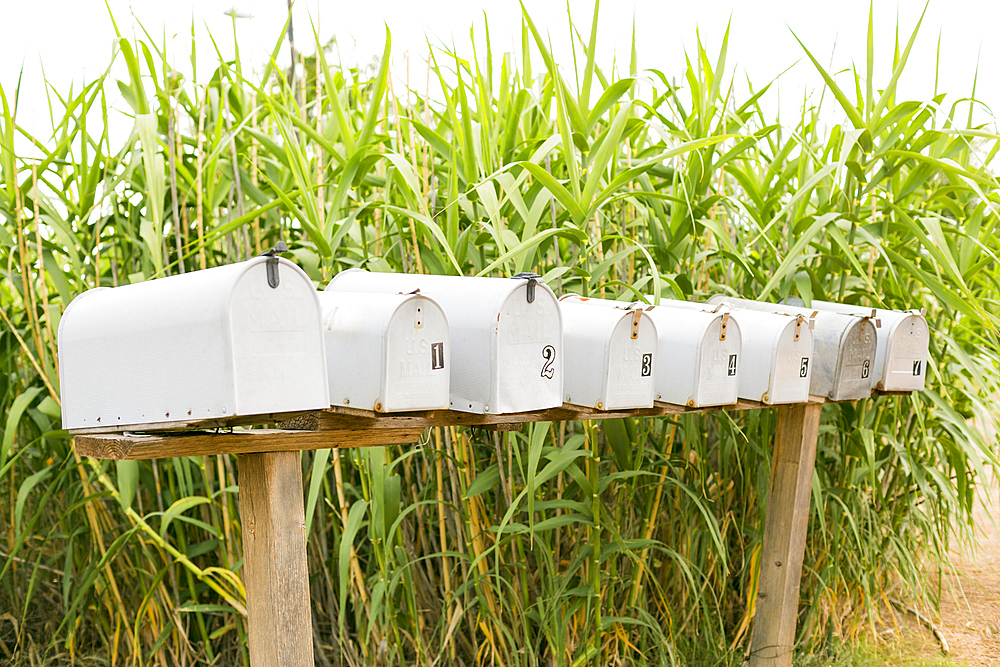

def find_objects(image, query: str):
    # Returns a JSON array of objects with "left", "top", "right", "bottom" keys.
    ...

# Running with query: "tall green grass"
[{"left": 2, "top": 4, "right": 999, "bottom": 665}]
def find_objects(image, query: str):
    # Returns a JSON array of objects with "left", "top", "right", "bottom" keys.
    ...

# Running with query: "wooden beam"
[
  {"left": 73, "top": 427, "right": 423, "bottom": 460},
  {"left": 68, "top": 399, "right": 776, "bottom": 437},
  {"left": 749, "top": 401, "right": 823, "bottom": 667},
  {"left": 66, "top": 410, "right": 312, "bottom": 435},
  {"left": 301, "top": 399, "right": 768, "bottom": 431},
  {"left": 238, "top": 451, "right": 315, "bottom": 667}
]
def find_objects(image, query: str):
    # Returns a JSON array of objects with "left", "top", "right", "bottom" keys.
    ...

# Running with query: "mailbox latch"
[
  {"left": 512, "top": 272, "right": 541, "bottom": 303},
  {"left": 794, "top": 314, "right": 805, "bottom": 341},
  {"left": 260, "top": 241, "right": 288, "bottom": 289},
  {"left": 720, "top": 311, "right": 729, "bottom": 341},
  {"left": 631, "top": 308, "right": 642, "bottom": 339}
]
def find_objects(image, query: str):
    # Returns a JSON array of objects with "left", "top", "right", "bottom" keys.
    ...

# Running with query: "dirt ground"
[{"left": 908, "top": 477, "right": 1000, "bottom": 665}]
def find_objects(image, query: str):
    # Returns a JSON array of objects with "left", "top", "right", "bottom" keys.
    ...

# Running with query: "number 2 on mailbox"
[{"left": 540, "top": 345, "right": 556, "bottom": 379}]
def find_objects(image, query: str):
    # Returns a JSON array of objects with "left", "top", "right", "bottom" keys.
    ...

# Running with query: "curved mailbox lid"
[
  {"left": 709, "top": 296, "right": 877, "bottom": 401},
  {"left": 662, "top": 299, "right": 812, "bottom": 404},
  {"left": 58, "top": 257, "right": 329, "bottom": 431},
  {"left": 326, "top": 269, "right": 563, "bottom": 414},
  {"left": 559, "top": 296, "right": 657, "bottom": 410},
  {"left": 788, "top": 299, "right": 928, "bottom": 392},
  {"left": 568, "top": 297, "right": 741, "bottom": 407},
  {"left": 317, "top": 291, "right": 450, "bottom": 412}
]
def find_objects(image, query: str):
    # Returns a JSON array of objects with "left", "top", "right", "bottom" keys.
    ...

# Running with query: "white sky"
[{"left": 2, "top": 0, "right": 998, "bottom": 145}]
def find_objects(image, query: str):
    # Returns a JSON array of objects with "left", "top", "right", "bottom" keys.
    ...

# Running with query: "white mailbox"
[
  {"left": 788, "top": 300, "right": 928, "bottom": 393},
  {"left": 58, "top": 256, "right": 330, "bottom": 431},
  {"left": 574, "top": 297, "right": 742, "bottom": 407},
  {"left": 659, "top": 299, "right": 813, "bottom": 405},
  {"left": 708, "top": 296, "right": 878, "bottom": 401},
  {"left": 326, "top": 269, "right": 563, "bottom": 414},
  {"left": 558, "top": 296, "right": 657, "bottom": 410},
  {"left": 317, "top": 291, "right": 450, "bottom": 412}
]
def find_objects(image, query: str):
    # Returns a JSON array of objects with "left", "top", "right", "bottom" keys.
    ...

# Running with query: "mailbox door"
[
  {"left": 495, "top": 284, "right": 563, "bottom": 413},
  {"left": 383, "top": 297, "right": 451, "bottom": 411},
  {"left": 882, "top": 314, "right": 929, "bottom": 392},
  {"left": 769, "top": 320, "right": 813, "bottom": 404},
  {"left": 604, "top": 314, "right": 657, "bottom": 409},
  {"left": 694, "top": 316, "right": 741, "bottom": 406},
  {"left": 830, "top": 318, "right": 878, "bottom": 400},
  {"left": 229, "top": 260, "right": 329, "bottom": 416}
]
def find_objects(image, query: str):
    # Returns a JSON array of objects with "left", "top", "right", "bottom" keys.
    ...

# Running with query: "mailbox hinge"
[
  {"left": 512, "top": 272, "right": 541, "bottom": 303},
  {"left": 260, "top": 241, "right": 288, "bottom": 289},
  {"left": 631, "top": 308, "right": 642, "bottom": 339},
  {"left": 720, "top": 311, "right": 729, "bottom": 341}
]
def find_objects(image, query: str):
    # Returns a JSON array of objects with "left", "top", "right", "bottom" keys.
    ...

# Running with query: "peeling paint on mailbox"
[
  {"left": 326, "top": 269, "right": 563, "bottom": 414},
  {"left": 58, "top": 257, "right": 329, "bottom": 431}
]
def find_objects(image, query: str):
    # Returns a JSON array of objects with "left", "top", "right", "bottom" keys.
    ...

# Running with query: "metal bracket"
[
  {"left": 794, "top": 314, "right": 804, "bottom": 341},
  {"left": 260, "top": 241, "right": 288, "bottom": 289},
  {"left": 631, "top": 308, "right": 642, "bottom": 339},
  {"left": 512, "top": 272, "right": 541, "bottom": 303},
  {"left": 720, "top": 311, "right": 729, "bottom": 341}
]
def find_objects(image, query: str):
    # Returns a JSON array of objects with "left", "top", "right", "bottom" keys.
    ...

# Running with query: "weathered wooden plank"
[
  {"left": 66, "top": 411, "right": 312, "bottom": 435},
  {"left": 73, "top": 428, "right": 423, "bottom": 460},
  {"left": 238, "top": 451, "right": 315, "bottom": 667},
  {"left": 306, "top": 399, "right": 768, "bottom": 431},
  {"left": 749, "top": 401, "right": 823, "bottom": 667},
  {"left": 70, "top": 399, "right": 775, "bottom": 437}
]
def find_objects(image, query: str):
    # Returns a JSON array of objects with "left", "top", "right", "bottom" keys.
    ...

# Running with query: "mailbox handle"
[
  {"left": 260, "top": 241, "right": 289, "bottom": 289},
  {"left": 512, "top": 272, "right": 541, "bottom": 303}
]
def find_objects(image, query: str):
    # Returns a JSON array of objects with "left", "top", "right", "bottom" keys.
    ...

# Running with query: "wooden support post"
[
  {"left": 749, "top": 402, "right": 822, "bottom": 667},
  {"left": 238, "top": 451, "right": 315, "bottom": 667}
]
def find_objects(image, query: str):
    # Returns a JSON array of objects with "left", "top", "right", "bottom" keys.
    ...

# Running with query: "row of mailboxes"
[
  {"left": 57, "top": 256, "right": 932, "bottom": 431},
  {"left": 326, "top": 269, "right": 564, "bottom": 415},
  {"left": 562, "top": 296, "right": 743, "bottom": 408},
  {"left": 653, "top": 299, "right": 814, "bottom": 405},
  {"left": 786, "top": 299, "right": 928, "bottom": 392},
  {"left": 709, "top": 297, "right": 880, "bottom": 401}
]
